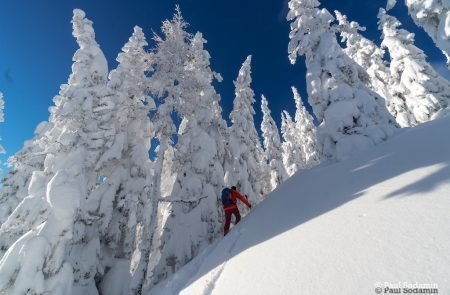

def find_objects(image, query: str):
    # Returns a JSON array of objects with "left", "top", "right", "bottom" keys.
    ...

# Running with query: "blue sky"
[{"left": 0, "top": 0, "right": 448, "bottom": 174}]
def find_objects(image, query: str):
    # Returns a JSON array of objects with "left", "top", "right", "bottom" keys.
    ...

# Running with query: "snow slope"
[{"left": 152, "top": 114, "right": 450, "bottom": 295}]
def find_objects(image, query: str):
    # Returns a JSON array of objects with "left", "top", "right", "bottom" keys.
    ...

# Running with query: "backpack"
[{"left": 221, "top": 188, "right": 234, "bottom": 206}]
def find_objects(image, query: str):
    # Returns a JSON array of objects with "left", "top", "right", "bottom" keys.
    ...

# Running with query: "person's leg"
[
  {"left": 233, "top": 208, "right": 241, "bottom": 224},
  {"left": 224, "top": 210, "right": 232, "bottom": 236}
]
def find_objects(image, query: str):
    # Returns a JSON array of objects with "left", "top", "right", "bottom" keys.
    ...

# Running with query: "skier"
[{"left": 221, "top": 186, "right": 252, "bottom": 236}]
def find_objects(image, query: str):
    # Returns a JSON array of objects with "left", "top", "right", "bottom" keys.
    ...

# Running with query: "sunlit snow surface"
[{"left": 150, "top": 114, "right": 450, "bottom": 295}]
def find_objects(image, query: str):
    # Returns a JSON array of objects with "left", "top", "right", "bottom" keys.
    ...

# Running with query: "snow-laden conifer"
[
  {"left": 145, "top": 30, "right": 227, "bottom": 290},
  {"left": 137, "top": 8, "right": 192, "bottom": 292},
  {"left": 0, "top": 127, "right": 46, "bottom": 226},
  {"left": 143, "top": 16, "right": 187, "bottom": 285},
  {"left": 379, "top": 8, "right": 450, "bottom": 127},
  {"left": 281, "top": 110, "right": 299, "bottom": 176},
  {"left": 335, "top": 11, "right": 393, "bottom": 115},
  {"left": 225, "top": 55, "right": 266, "bottom": 204},
  {"left": 261, "top": 95, "right": 287, "bottom": 191},
  {"left": 405, "top": 0, "right": 450, "bottom": 69},
  {"left": 0, "top": 122, "right": 52, "bottom": 258},
  {"left": 291, "top": 87, "right": 320, "bottom": 169},
  {"left": 287, "top": 0, "right": 397, "bottom": 160},
  {"left": 78, "top": 26, "right": 155, "bottom": 294},
  {"left": 281, "top": 88, "right": 320, "bottom": 176},
  {"left": 147, "top": 5, "right": 189, "bottom": 208},
  {"left": 0, "top": 9, "right": 110, "bottom": 294}
]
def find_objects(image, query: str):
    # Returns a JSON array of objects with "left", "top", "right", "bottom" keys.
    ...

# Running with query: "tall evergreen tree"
[
  {"left": 0, "top": 122, "right": 52, "bottom": 258},
  {"left": 281, "top": 110, "right": 299, "bottom": 176},
  {"left": 0, "top": 134, "right": 42, "bottom": 227},
  {"left": 404, "top": 0, "right": 450, "bottom": 69},
  {"left": 281, "top": 88, "right": 320, "bottom": 177},
  {"left": 0, "top": 9, "right": 110, "bottom": 294},
  {"left": 144, "top": 17, "right": 228, "bottom": 291},
  {"left": 139, "top": 8, "right": 192, "bottom": 292},
  {"left": 335, "top": 11, "right": 393, "bottom": 116},
  {"left": 378, "top": 8, "right": 450, "bottom": 127},
  {"left": 287, "top": 0, "right": 397, "bottom": 160},
  {"left": 146, "top": 5, "right": 189, "bottom": 223},
  {"left": 291, "top": 87, "right": 321, "bottom": 169},
  {"left": 77, "top": 26, "right": 156, "bottom": 294},
  {"left": 261, "top": 95, "right": 287, "bottom": 191},
  {"left": 225, "top": 55, "right": 266, "bottom": 204}
]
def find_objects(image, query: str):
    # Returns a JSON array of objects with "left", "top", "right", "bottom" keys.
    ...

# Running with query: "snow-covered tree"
[
  {"left": 0, "top": 122, "right": 52, "bottom": 258},
  {"left": 83, "top": 26, "right": 155, "bottom": 294},
  {"left": 291, "top": 87, "right": 321, "bottom": 169},
  {"left": 335, "top": 11, "right": 393, "bottom": 115},
  {"left": 404, "top": 0, "right": 450, "bottom": 69},
  {"left": 0, "top": 136, "right": 40, "bottom": 227},
  {"left": 0, "top": 9, "right": 110, "bottom": 294},
  {"left": 0, "top": 122, "right": 49, "bottom": 226},
  {"left": 281, "top": 110, "right": 299, "bottom": 176},
  {"left": 378, "top": 8, "right": 450, "bottom": 127},
  {"left": 287, "top": 0, "right": 397, "bottom": 160},
  {"left": 281, "top": 88, "right": 320, "bottom": 176},
  {"left": 134, "top": 8, "right": 192, "bottom": 292},
  {"left": 147, "top": 5, "right": 190, "bottom": 206},
  {"left": 144, "top": 29, "right": 227, "bottom": 291},
  {"left": 225, "top": 55, "right": 266, "bottom": 205},
  {"left": 261, "top": 95, "right": 287, "bottom": 191}
]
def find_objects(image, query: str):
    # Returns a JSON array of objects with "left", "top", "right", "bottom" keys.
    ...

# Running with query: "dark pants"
[{"left": 224, "top": 207, "right": 241, "bottom": 236}]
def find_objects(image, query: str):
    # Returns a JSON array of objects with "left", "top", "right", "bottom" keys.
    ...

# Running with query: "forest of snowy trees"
[{"left": 0, "top": 0, "right": 450, "bottom": 294}]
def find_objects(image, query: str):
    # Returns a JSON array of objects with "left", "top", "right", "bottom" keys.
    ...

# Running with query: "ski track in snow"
[
  {"left": 201, "top": 228, "right": 243, "bottom": 295},
  {"left": 152, "top": 223, "right": 245, "bottom": 295},
  {"left": 158, "top": 240, "right": 220, "bottom": 295}
]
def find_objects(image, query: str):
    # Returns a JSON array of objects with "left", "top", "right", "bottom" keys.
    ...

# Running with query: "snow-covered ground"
[{"left": 152, "top": 114, "right": 450, "bottom": 295}]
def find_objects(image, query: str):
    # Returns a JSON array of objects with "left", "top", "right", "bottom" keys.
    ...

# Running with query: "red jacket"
[{"left": 223, "top": 189, "right": 251, "bottom": 211}]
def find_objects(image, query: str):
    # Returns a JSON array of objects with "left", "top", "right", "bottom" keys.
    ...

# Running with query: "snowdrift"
[{"left": 153, "top": 115, "right": 450, "bottom": 294}]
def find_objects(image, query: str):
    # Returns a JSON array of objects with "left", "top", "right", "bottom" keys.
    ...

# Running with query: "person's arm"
[{"left": 233, "top": 190, "right": 251, "bottom": 208}]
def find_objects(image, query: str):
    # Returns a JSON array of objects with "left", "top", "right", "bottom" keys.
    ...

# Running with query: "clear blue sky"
[{"left": 0, "top": 0, "right": 448, "bottom": 174}]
